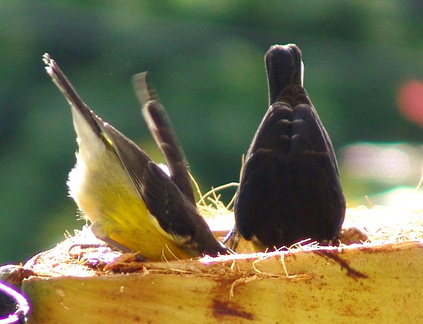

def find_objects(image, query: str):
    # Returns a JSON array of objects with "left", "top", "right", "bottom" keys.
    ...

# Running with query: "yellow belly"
[{"left": 68, "top": 149, "right": 195, "bottom": 261}]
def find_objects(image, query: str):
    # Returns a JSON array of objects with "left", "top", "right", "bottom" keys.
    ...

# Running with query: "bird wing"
[
  {"left": 99, "top": 121, "right": 198, "bottom": 243},
  {"left": 132, "top": 72, "right": 196, "bottom": 205}
]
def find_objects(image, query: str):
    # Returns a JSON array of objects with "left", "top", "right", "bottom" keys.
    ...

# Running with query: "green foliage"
[{"left": 1, "top": 0, "right": 422, "bottom": 263}]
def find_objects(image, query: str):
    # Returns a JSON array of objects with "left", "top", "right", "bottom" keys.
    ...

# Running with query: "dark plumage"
[{"left": 234, "top": 44, "right": 345, "bottom": 250}]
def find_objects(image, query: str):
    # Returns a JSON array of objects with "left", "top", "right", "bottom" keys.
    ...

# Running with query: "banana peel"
[{"left": 7, "top": 206, "right": 423, "bottom": 323}]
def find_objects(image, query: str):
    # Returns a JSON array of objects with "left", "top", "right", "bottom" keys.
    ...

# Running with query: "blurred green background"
[{"left": 1, "top": 0, "right": 422, "bottom": 264}]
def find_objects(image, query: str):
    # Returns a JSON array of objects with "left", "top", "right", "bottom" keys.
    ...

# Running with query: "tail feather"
[
  {"left": 43, "top": 54, "right": 102, "bottom": 140},
  {"left": 265, "top": 44, "right": 303, "bottom": 105}
]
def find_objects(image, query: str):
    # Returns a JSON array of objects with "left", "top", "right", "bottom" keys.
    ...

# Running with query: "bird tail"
[{"left": 264, "top": 44, "right": 303, "bottom": 106}]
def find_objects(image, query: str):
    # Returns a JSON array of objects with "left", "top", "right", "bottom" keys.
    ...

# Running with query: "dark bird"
[{"left": 234, "top": 44, "right": 346, "bottom": 251}]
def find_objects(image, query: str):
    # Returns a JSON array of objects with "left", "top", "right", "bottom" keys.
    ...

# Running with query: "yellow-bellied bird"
[
  {"left": 234, "top": 44, "right": 345, "bottom": 251},
  {"left": 43, "top": 54, "right": 228, "bottom": 261}
]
